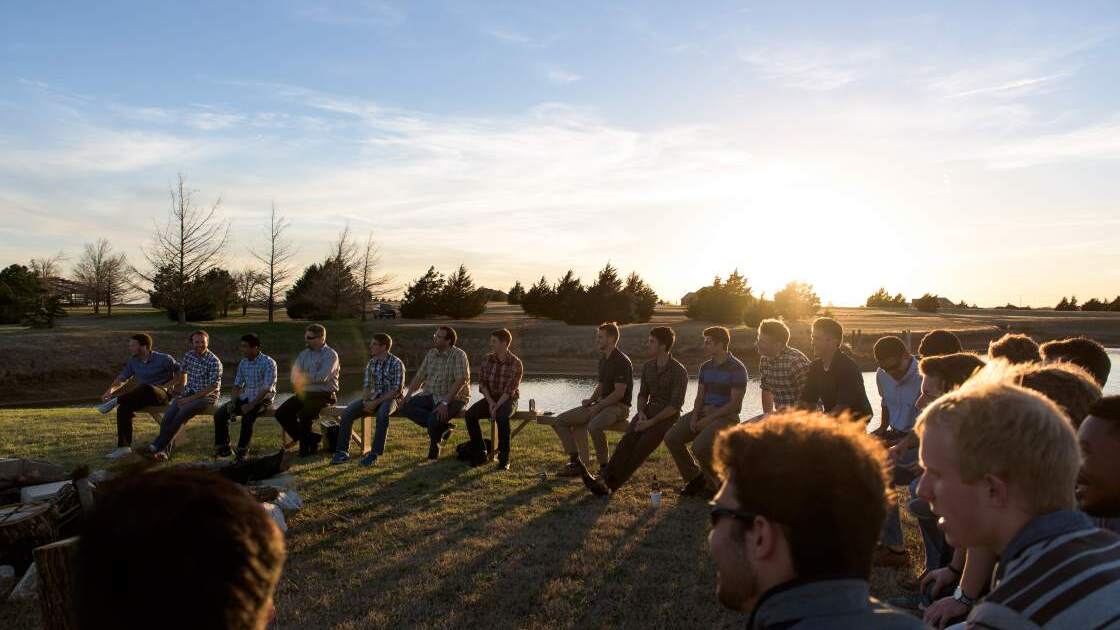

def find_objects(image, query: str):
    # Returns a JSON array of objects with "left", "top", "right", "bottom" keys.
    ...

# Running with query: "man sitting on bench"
[
  {"left": 399, "top": 325, "right": 470, "bottom": 460},
  {"left": 99, "top": 333, "right": 180, "bottom": 460},
  {"left": 275, "top": 323, "right": 339, "bottom": 456},
  {"left": 333, "top": 333, "right": 405, "bottom": 466},
  {"left": 214, "top": 333, "right": 277, "bottom": 461},
  {"left": 463, "top": 328, "right": 524, "bottom": 470},
  {"left": 138, "top": 329, "right": 223, "bottom": 460}
]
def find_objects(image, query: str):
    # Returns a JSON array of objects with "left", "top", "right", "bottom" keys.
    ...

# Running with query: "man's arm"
[
  {"left": 761, "top": 389, "right": 775, "bottom": 414},
  {"left": 700, "top": 386, "right": 745, "bottom": 425},
  {"left": 829, "top": 360, "right": 869, "bottom": 415},
  {"left": 583, "top": 383, "right": 603, "bottom": 406},
  {"left": 405, "top": 354, "right": 428, "bottom": 399},
  {"left": 593, "top": 382, "right": 627, "bottom": 410}
]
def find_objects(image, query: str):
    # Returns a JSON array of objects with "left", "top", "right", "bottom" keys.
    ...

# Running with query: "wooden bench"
[{"left": 142, "top": 400, "right": 542, "bottom": 456}]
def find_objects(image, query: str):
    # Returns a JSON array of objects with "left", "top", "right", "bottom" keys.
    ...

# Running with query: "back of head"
[
  {"left": 757, "top": 319, "right": 790, "bottom": 346},
  {"left": 919, "top": 329, "right": 962, "bottom": 358},
  {"left": 916, "top": 381, "right": 1079, "bottom": 515},
  {"left": 919, "top": 353, "right": 985, "bottom": 390},
  {"left": 77, "top": 469, "right": 286, "bottom": 630},
  {"left": 1040, "top": 337, "right": 1111, "bottom": 387},
  {"left": 988, "top": 333, "right": 1041, "bottom": 365},
  {"left": 714, "top": 410, "right": 888, "bottom": 580},
  {"left": 1005, "top": 361, "right": 1102, "bottom": 427}
]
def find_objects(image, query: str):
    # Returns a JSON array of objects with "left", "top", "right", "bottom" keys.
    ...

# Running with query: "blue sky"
[{"left": 2, "top": 1, "right": 1119, "bottom": 306}]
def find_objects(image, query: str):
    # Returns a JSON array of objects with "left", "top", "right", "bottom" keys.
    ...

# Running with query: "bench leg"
[
  {"left": 361, "top": 415, "right": 372, "bottom": 455},
  {"left": 490, "top": 418, "right": 498, "bottom": 455}
]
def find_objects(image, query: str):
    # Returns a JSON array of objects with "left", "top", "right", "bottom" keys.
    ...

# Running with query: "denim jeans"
[
  {"left": 880, "top": 444, "right": 919, "bottom": 548},
  {"left": 152, "top": 397, "right": 215, "bottom": 453},
  {"left": 337, "top": 398, "right": 396, "bottom": 456},
  {"left": 463, "top": 398, "right": 516, "bottom": 459},
  {"left": 213, "top": 398, "right": 272, "bottom": 451},
  {"left": 908, "top": 477, "right": 952, "bottom": 573},
  {"left": 398, "top": 394, "right": 465, "bottom": 446}
]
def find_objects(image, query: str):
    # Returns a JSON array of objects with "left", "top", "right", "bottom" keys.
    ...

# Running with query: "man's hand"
[
  {"left": 924, "top": 596, "right": 969, "bottom": 629},
  {"left": 920, "top": 567, "right": 958, "bottom": 599},
  {"left": 435, "top": 402, "right": 450, "bottom": 421},
  {"left": 636, "top": 411, "right": 648, "bottom": 424},
  {"left": 101, "top": 390, "right": 114, "bottom": 402},
  {"left": 633, "top": 417, "right": 656, "bottom": 432},
  {"left": 689, "top": 415, "right": 705, "bottom": 432},
  {"left": 488, "top": 400, "right": 498, "bottom": 418},
  {"left": 581, "top": 398, "right": 594, "bottom": 407},
  {"left": 363, "top": 400, "right": 377, "bottom": 414}
]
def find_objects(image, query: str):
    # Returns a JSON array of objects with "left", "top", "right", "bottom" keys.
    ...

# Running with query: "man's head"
[
  {"left": 873, "top": 336, "right": 911, "bottom": 380},
  {"left": 304, "top": 324, "right": 326, "bottom": 350},
  {"left": 755, "top": 319, "right": 790, "bottom": 359},
  {"left": 810, "top": 317, "right": 843, "bottom": 359},
  {"left": 239, "top": 334, "right": 261, "bottom": 359},
  {"left": 596, "top": 322, "right": 620, "bottom": 354},
  {"left": 77, "top": 469, "right": 286, "bottom": 630},
  {"left": 710, "top": 411, "right": 889, "bottom": 612},
  {"left": 433, "top": 325, "right": 456, "bottom": 350},
  {"left": 369, "top": 333, "right": 392, "bottom": 357},
  {"left": 703, "top": 326, "right": 731, "bottom": 359},
  {"left": 988, "top": 333, "right": 1041, "bottom": 365},
  {"left": 918, "top": 329, "right": 962, "bottom": 359},
  {"left": 1077, "top": 396, "right": 1120, "bottom": 518},
  {"left": 490, "top": 328, "right": 512, "bottom": 354},
  {"left": 190, "top": 330, "right": 210, "bottom": 354},
  {"left": 915, "top": 382, "right": 1079, "bottom": 552},
  {"left": 1006, "top": 361, "right": 1102, "bottom": 428},
  {"left": 917, "top": 353, "right": 985, "bottom": 410},
  {"left": 648, "top": 326, "right": 675, "bottom": 357},
  {"left": 1041, "top": 337, "right": 1111, "bottom": 387},
  {"left": 129, "top": 333, "right": 153, "bottom": 358}
]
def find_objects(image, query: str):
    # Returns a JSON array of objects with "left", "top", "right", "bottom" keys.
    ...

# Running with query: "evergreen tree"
[
  {"left": 507, "top": 281, "right": 525, "bottom": 305},
  {"left": 439, "top": 265, "right": 487, "bottom": 319},
  {"left": 399, "top": 266, "right": 445, "bottom": 318}
]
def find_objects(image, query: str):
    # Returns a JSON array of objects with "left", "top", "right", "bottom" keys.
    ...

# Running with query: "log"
[
  {"left": 0, "top": 503, "right": 58, "bottom": 572},
  {"left": 34, "top": 536, "right": 79, "bottom": 630},
  {"left": 0, "top": 458, "right": 67, "bottom": 492}
]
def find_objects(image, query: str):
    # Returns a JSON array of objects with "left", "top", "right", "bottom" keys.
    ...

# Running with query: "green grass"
[{"left": 0, "top": 408, "right": 924, "bottom": 629}]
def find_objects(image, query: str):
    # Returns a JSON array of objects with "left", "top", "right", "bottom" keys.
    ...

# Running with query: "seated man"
[
  {"left": 214, "top": 333, "right": 278, "bottom": 461},
  {"left": 99, "top": 333, "right": 180, "bottom": 459},
  {"left": 580, "top": 326, "right": 687, "bottom": 495},
  {"left": 333, "top": 333, "right": 404, "bottom": 466},
  {"left": 987, "top": 332, "right": 1040, "bottom": 365},
  {"left": 399, "top": 325, "right": 470, "bottom": 460},
  {"left": 274, "top": 323, "right": 339, "bottom": 456},
  {"left": 916, "top": 381, "right": 1120, "bottom": 629},
  {"left": 1079, "top": 396, "right": 1120, "bottom": 533},
  {"left": 77, "top": 468, "right": 286, "bottom": 630},
  {"left": 1040, "top": 336, "right": 1112, "bottom": 387},
  {"left": 664, "top": 326, "right": 747, "bottom": 497},
  {"left": 138, "top": 330, "right": 223, "bottom": 461},
  {"left": 754, "top": 318, "right": 810, "bottom": 416},
  {"left": 540, "top": 322, "right": 632, "bottom": 477},
  {"left": 464, "top": 328, "right": 524, "bottom": 470},
  {"left": 709, "top": 410, "right": 922, "bottom": 628},
  {"left": 799, "top": 317, "right": 873, "bottom": 420}
]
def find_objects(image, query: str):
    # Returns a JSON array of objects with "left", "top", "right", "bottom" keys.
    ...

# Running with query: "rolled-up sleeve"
[
  {"left": 390, "top": 358, "right": 405, "bottom": 393},
  {"left": 118, "top": 361, "right": 134, "bottom": 381},
  {"left": 506, "top": 358, "right": 523, "bottom": 396}
]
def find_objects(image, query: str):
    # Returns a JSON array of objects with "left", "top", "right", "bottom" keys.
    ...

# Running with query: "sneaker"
[
  {"left": 679, "top": 475, "right": 707, "bottom": 497},
  {"left": 873, "top": 545, "right": 910, "bottom": 568},
  {"left": 359, "top": 451, "right": 378, "bottom": 467},
  {"left": 578, "top": 463, "right": 611, "bottom": 496},
  {"left": 153, "top": 450, "right": 170, "bottom": 462},
  {"left": 330, "top": 452, "right": 350, "bottom": 465},
  {"left": 214, "top": 445, "right": 233, "bottom": 458},
  {"left": 97, "top": 398, "right": 119, "bottom": 414},
  {"left": 104, "top": 446, "right": 133, "bottom": 460},
  {"left": 439, "top": 425, "right": 454, "bottom": 445},
  {"left": 495, "top": 458, "right": 510, "bottom": 471},
  {"left": 557, "top": 461, "right": 583, "bottom": 477}
]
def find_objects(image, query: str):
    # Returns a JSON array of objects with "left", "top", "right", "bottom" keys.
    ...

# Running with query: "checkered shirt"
[
  {"left": 480, "top": 351, "right": 523, "bottom": 399},
  {"left": 759, "top": 346, "right": 811, "bottom": 409},
  {"left": 234, "top": 352, "right": 277, "bottom": 402},
  {"left": 180, "top": 349, "right": 223, "bottom": 401},
  {"left": 416, "top": 346, "right": 471, "bottom": 403},
  {"left": 363, "top": 353, "right": 405, "bottom": 399}
]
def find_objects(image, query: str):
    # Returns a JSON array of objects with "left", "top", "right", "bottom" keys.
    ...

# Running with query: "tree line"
[
  {"left": 680, "top": 271, "right": 822, "bottom": 325},
  {"left": 510, "top": 264, "right": 658, "bottom": 325},
  {"left": 1055, "top": 296, "right": 1120, "bottom": 312}
]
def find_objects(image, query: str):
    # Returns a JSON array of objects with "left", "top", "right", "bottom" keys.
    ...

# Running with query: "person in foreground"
[
  {"left": 77, "top": 468, "right": 286, "bottom": 630},
  {"left": 1079, "top": 396, "right": 1120, "bottom": 533},
  {"left": 463, "top": 328, "right": 524, "bottom": 470},
  {"left": 399, "top": 325, "right": 470, "bottom": 460},
  {"left": 333, "top": 333, "right": 404, "bottom": 466},
  {"left": 580, "top": 326, "right": 687, "bottom": 495},
  {"left": 915, "top": 381, "right": 1120, "bottom": 629},
  {"left": 274, "top": 323, "right": 340, "bottom": 456},
  {"left": 99, "top": 333, "right": 180, "bottom": 459},
  {"left": 708, "top": 410, "right": 922, "bottom": 629},
  {"left": 214, "top": 333, "right": 278, "bottom": 461}
]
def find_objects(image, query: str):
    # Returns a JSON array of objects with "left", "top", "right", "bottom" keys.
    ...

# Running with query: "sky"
[{"left": 2, "top": 1, "right": 1119, "bottom": 307}]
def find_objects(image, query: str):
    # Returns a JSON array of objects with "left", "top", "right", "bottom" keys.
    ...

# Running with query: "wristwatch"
[{"left": 952, "top": 586, "right": 976, "bottom": 608}]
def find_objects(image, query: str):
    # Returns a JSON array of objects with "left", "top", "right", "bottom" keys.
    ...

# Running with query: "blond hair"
[
  {"left": 915, "top": 381, "right": 1079, "bottom": 514},
  {"left": 971, "top": 359, "right": 1102, "bottom": 427}
]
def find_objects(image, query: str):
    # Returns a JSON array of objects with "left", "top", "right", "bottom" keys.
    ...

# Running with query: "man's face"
[
  {"left": 916, "top": 374, "right": 946, "bottom": 411},
  {"left": 646, "top": 335, "right": 662, "bottom": 358},
  {"left": 1077, "top": 416, "right": 1120, "bottom": 517},
  {"left": 702, "top": 335, "right": 720, "bottom": 358},
  {"left": 708, "top": 480, "right": 760, "bottom": 612},
  {"left": 239, "top": 341, "right": 257, "bottom": 359},
  {"left": 191, "top": 334, "right": 208, "bottom": 354},
  {"left": 878, "top": 352, "right": 911, "bottom": 381},
  {"left": 128, "top": 339, "right": 142, "bottom": 357},
  {"left": 433, "top": 328, "right": 450, "bottom": 350},
  {"left": 489, "top": 335, "right": 503, "bottom": 354},
  {"left": 755, "top": 333, "right": 779, "bottom": 359},
  {"left": 596, "top": 329, "right": 615, "bottom": 354},
  {"left": 369, "top": 339, "right": 384, "bottom": 356},
  {"left": 810, "top": 330, "right": 838, "bottom": 358},
  {"left": 305, "top": 330, "right": 324, "bottom": 350},
  {"left": 916, "top": 423, "right": 992, "bottom": 548}
]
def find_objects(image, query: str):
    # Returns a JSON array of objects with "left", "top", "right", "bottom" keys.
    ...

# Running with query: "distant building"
[{"left": 680, "top": 291, "right": 697, "bottom": 307}]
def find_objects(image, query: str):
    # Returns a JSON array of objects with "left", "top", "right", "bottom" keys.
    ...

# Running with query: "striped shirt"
[
  {"left": 968, "top": 510, "right": 1120, "bottom": 629},
  {"left": 479, "top": 351, "right": 523, "bottom": 399},
  {"left": 233, "top": 352, "right": 277, "bottom": 402},
  {"left": 180, "top": 349, "right": 222, "bottom": 401},
  {"left": 416, "top": 346, "right": 470, "bottom": 403},
  {"left": 363, "top": 353, "right": 405, "bottom": 399},
  {"left": 699, "top": 353, "right": 749, "bottom": 408},
  {"left": 759, "top": 346, "right": 811, "bottom": 410}
]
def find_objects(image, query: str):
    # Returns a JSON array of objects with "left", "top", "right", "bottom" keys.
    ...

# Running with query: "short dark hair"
[
  {"left": 372, "top": 333, "right": 392, "bottom": 350},
  {"left": 305, "top": 323, "right": 326, "bottom": 338},
  {"left": 491, "top": 328, "right": 512, "bottom": 346},
  {"left": 811, "top": 317, "right": 843, "bottom": 342},
  {"left": 988, "top": 333, "right": 1041, "bottom": 365},
  {"left": 240, "top": 333, "right": 261, "bottom": 348},
  {"left": 77, "top": 469, "right": 285, "bottom": 629},
  {"left": 1041, "top": 337, "right": 1111, "bottom": 387},
  {"left": 438, "top": 325, "right": 457, "bottom": 346},
  {"left": 189, "top": 329, "right": 209, "bottom": 342},
  {"left": 649, "top": 326, "right": 676, "bottom": 351},
  {"left": 1013, "top": 362, "right": 1102, "bottom": 428},
  {"left": 757, "top": 319, "right": 790, "bottom": 346},
  {"left": 918, "top": 329, "right": 962, "bottom": 358},
  {"left": 1088, "top": 396, "right": 1120, "bottom": 429},
  {"left": 130, "top": 333, "right": 153, "bottom": 349},
  {"left": 598, "top": 321, "right": 620, "bottom": 340},
  {"left": 714, "top": 410, "right": 889, "bottom": 580},
  {"left": 703, "top": 326, "right": 731, "bottom": 349},
  {"left": 919, "top": 353, "right": 985, "bottom": 391},
  {"left": 873, "top": 336, "right": 908, "bottom": 364}
]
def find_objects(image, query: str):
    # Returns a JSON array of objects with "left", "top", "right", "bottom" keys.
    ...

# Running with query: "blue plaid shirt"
[
  {"left": 180, "top": 349, "right": 222, "bottom": 401},
  {"left": 234, "top": 352, "right": 277, "bottom": 402},
  {"left": 363, "top": 353, "right": 405, "bottom": 399}
]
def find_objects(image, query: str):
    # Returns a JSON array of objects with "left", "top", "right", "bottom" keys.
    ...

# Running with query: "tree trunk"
[
  {"left": 34, "top": 536, "right": 79, "bottom": 630},
  {"left": 242, "top": 304, "right": 248, "bottom": 316},
  {"left": 0, "top": 502, "right": 57, "bottom": 572}
]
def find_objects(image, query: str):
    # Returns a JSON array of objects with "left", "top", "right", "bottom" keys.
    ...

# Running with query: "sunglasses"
[
  {"left": 305, "top": 336, "right": 321, "bottom": 341},
  {"left": 708, "top": 503, "right": 758, "bottom": 528}
]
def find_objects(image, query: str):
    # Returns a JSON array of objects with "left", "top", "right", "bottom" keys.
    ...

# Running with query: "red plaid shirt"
[{"left": 479, "top": 351, "right": 523, "bottom": 399}]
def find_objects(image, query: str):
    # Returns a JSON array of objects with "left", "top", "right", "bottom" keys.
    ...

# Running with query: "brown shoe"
[
  {"left": 873, "top": 545, "right": 910, "bottom": 568},
  {"left": 557, "top": 462, "right": 583, "bottom": 477}
]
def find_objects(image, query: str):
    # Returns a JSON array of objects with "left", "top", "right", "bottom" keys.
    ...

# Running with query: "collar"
[
  {"left": 886, "top": 356, "right": 918, "bottom": 384},
  {"left": 748, "top": 578, "right": 873, "bottom": 629},
  {"left": 246, "top": 352, "right": 266, "bottom": 363},
  {"left": 998, "top": 509, "right": 1094, "bottom": 581},
  {"left": 489, "top": 351, "right": 513, "bottom": 364}
]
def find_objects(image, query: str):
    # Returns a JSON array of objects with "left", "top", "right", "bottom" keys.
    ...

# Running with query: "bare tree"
[
  {"left": 251, "top": 203, "right": 296, "bottom": 323},
  {"left": 103, "top": 252, "right": 132, "bottom": 316},
  {"left": 234, "top": 267, "right": 268, "bottom": 316},
  {"left": 30, "top": 252, "right": 67, "bottom": 296},
  {"left": 73, "top": 240, "right": 115, "bottom": 313},
  {"left": 358, "top": 232, "right": 394, "bottom": 321},
  {"left": 323, "top": 224, "right": 360, "bottom": 316},
  {"left": 140, "top": 173, "right": 229, "bottom": 325}
]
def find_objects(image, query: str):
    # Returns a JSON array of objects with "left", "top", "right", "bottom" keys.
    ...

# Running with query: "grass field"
[{"left": 0, "top": 407, "right": 924, "bottom": 629}]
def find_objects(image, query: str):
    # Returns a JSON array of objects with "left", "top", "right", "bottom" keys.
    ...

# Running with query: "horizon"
[{"left": 3, "top": 3, "right": 1120, "bottom": 308}]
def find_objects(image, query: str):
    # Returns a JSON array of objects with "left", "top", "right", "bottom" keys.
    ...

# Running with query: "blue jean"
[
  {"left": 880, "top": 444, "right": 919, "bottom": 548},
  {"left": 398, "top": 394, "right": 465, "bottom": 446},
  {"left": 153, "top": 397, "right": 215, "bottom": 454},
  {"left": 908, "top": 477, "right": 951, "bottom": 573},
  {"left": 337, "top": 398, "right": 396, "bottom": 456}
]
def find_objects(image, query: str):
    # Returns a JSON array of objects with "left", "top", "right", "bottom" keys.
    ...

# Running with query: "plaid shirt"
[
  {"left": 760, "top": 346, "right": 811, "bottom": 409},
  {"left": 416, "top": 346, "right": 471, "bottom": 403},
  {"left": 233, "top": 352, "right": 277, "bottom": 402},
  {"left": 363, "top": 353, "right": 405, "bottom": 399},
  {"left": 180, "top": 349, "right": 222, "bottom": 401},
  {"left": 479, "top": 351, "right": 523, "bottom": 400},
  {"left": 637, "top": 355, "right": 688, "bottom": 419}
]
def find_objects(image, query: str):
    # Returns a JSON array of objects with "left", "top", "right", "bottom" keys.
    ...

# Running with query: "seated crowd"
[{"left": 91, "top": 320, "right": 1117, "bottom": 628}]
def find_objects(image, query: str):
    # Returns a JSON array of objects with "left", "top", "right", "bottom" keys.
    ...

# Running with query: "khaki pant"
[
  {"left": 540, "top": 403, "right": 630, "bottom": 465},
  {"left": 663, "top": 407, "right": 739, "bottom": 486}
]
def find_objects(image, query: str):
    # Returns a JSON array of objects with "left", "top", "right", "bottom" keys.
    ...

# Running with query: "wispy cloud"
[
  {"left": 741, "top": 45, "right": 884, "bottom": 91},
  {"left": 977, "top": 118, "right": 1120, "bottom": 169},
  {"left": 544, "top": 67, "right": 582, "bottom": 85},
  {"left": 946, "top": 73, "right": 1068, "bottom": 99},
  {"left": 483, "top": 26, "right": 533, "bottom": 46}
]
